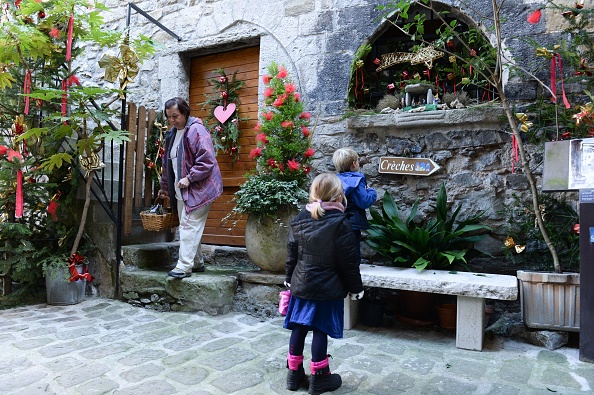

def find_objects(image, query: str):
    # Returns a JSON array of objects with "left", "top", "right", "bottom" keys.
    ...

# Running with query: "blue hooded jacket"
[{"left": 336, "top": 171, "right": 377, "bottom": 230}]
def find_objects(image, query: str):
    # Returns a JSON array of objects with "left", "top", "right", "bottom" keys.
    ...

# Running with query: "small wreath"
[{"left": 202, "top": 69, "right": 246, "bottom": 162}]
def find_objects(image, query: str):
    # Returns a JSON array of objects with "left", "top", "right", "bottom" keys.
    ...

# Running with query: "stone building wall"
[{"left": 78, "top": 0, "right": 583, "bottom": 272}]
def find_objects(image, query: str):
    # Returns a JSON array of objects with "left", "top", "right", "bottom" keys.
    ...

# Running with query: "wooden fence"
[{"left": 121, "top": 103, "right": 156, "bottom": 236}]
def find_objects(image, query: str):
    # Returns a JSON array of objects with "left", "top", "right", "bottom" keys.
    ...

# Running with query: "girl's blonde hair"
[
  {"left": 332, "top": 147, "right": 358, "bottom": 173},
  {"left": 309, "top": 173, "right": 345, "bottom": 219}
]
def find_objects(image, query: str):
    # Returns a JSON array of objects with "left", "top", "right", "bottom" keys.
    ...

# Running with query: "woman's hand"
[{"left": 177, "top": 177, "right": 190, "bottom": 188}]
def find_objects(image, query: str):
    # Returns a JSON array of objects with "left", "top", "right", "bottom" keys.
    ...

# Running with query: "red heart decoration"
[{"left": 214, "top": 103, "right": 236, "bottom": 123}]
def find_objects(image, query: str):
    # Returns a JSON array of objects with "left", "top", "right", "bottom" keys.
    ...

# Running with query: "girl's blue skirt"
[{"left": 283, "top": 295, "right": 344, "bottom": 339}]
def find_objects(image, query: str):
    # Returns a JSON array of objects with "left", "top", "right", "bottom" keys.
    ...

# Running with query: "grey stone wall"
[{"left": 78, "top": 0, "right": 582, "bottom": 272}]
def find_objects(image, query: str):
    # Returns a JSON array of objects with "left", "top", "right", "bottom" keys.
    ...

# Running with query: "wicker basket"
[{"left": 140, "top": 196, "right": 179, "bottom": 231}]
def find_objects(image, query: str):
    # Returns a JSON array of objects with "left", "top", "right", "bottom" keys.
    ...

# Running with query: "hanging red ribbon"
[
  {"left": 23, "top": 69, "right": 31, "bottom": 115},
  {"left": 2, "top": 147, "right": 24, "bottom": 218},
  {"left": 66, "top": 14, "right": 74, "bottom": 61},
  {"left": 68, "top": 263, "right": 94, "bottom": 282},
  {"left": 61, "top": 79, "right": 68, "bottom": 118},
  {"left": 511, "top": 134, "right": 519, "bottom": 174},
  {"left": 550, "top": 53, "right": 571, "bottom": 109},
  {"left": 15, "top": 168, "right": 23, "bottom": 218}
]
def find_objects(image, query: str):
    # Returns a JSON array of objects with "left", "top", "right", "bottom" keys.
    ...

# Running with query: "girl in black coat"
[{"left": 283, "top": 173, "right": 364, "bottom": 394}]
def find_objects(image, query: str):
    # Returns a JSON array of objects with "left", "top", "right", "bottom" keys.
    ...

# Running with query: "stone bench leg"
[
  {"left": 456, "top": 296, "right": 486, "bottom": 351},
  {"left": 344, "top": 296, "right": 359, "bottom": 330}
]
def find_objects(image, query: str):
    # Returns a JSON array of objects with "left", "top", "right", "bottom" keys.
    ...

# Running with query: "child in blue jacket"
[{"left": 332, "top": 148, "right": 377, "bottom": 256}]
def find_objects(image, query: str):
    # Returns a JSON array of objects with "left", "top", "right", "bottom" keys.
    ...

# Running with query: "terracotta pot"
[
  {"left": 398, "top": 289, "right": 435, "bottom": 321},
  {"left": 245, "top": 206, "right": 298, "bottom": 273},
  {"left": 437, "top": 303, "right": 457, "bottom": 330},
  {"left": 517, "top": 270, "right": 580, "bottom": 331}
]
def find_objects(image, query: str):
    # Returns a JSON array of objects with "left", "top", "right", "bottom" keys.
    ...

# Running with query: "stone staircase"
[{"left": 119, "top": 241, "right": 286, "bottom": 317}]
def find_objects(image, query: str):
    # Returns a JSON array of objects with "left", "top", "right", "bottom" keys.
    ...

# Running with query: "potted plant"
[
  {"left": 366, "top": 183, "right": 491, "bottom": 272},
  {"left": 0, "top": 0, "right": 155, "bottom": 303},
  {"left": 505, "top": 194, "right": 581, "bottom": 331},
  {"left": 232, "top": 62, "right": 314, "bottom": 273},
  {"left": 366, "top": 183, "right": 491, "bottom": 323}
]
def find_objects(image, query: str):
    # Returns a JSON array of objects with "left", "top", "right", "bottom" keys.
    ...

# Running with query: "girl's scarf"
[{"left": 306, "top": 201, "right": 345, "bottom": 213}]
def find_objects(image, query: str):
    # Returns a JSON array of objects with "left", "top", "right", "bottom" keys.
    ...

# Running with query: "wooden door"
[{"left": 189, "top": 46, "right": 259, "bottom": 246}]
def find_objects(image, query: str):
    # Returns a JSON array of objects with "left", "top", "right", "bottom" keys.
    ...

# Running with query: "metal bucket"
[{"left": 45, "top": 265, "right": 86, "bottom": 305}]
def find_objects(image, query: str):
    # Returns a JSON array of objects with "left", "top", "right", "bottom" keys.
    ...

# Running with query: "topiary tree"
[{"left": 233, "top": 62, "right": 314, "bottom": 217}]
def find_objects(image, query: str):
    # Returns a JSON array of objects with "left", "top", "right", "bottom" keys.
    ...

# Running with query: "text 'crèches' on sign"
[{"left": 378, "top": 156, "right": 441, "bottom": 176}]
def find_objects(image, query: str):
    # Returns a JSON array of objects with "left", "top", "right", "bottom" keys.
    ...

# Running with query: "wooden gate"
[{"left": 189, "top": 46, "right": 260, "bottom": 246}]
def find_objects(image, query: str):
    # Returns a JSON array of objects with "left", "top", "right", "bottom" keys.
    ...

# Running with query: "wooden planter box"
[{"left": 517, "top": 270, "right": 580, "bottom": 332}]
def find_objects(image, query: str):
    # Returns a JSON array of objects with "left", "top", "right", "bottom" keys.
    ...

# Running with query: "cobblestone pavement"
[{"left": 1, "top": 297, "right": 592, "bottom": 395}]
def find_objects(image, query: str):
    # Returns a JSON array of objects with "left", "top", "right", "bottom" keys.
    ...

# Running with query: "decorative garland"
[
  {"left": 202, "top": 69, "right": 245, "bottom": 162},
  {"left": 145, "top": 112, "right": 167, "bottom": 184}
]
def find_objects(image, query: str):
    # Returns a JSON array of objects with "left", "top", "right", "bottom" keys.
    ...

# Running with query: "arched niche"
[{"left": 349, "top": 2, "right": 498, "bottom": 110}]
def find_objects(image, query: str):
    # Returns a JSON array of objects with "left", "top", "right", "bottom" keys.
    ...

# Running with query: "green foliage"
[
  {"left": 502, "top": 194, "right": 580, "bottom": 272},
  {"left": 233, "top": 174, "right": 308, "bottom": 217},
  {"left": 366, "top": 184, "right": 491, "bottom": 271}
]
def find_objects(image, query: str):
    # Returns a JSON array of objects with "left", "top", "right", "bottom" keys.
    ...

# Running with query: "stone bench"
[{"left": 344, "top": 264, "right": 518, "bottom": 351}]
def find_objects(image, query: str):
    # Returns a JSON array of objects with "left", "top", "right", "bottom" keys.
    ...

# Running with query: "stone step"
[
  {"left": 121, "top": 242, "right": 254, "bottom": 270},
  {"left": 119, "top": 243, "right": 259, "bottom": 315},
  {"left": 120, "top": 267, "right": 240, "bottom": 315}
]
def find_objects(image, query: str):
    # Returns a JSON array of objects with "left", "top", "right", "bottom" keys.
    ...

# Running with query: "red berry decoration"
[{"left": 38, "top": 10, "right": 45, "bottom": 18}]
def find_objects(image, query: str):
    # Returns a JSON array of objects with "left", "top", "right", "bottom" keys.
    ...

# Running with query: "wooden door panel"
[{"left": 190, "top": 46, "right": 259, "bottom": 246}]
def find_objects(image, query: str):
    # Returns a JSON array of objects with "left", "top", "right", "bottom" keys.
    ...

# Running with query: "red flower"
[
  {"left": 262, "top": 74, "right": 272, "bottom": 84},
  {"left": 293, "top": 92, "right": 301, "bottom": 102},
  {"left": 527, "top": 9, "right": 542, "bottom": 24},
  {"left": 264, "top": 111, "right": 274, "bottom": 121},
  {"left": 287, "top": 159, "right": 300, "bottom": 171},
  {"left": 254, "top": 123, "right": 261, "bottom": 132},
  {"left": 285, "top": 83, "right": 296, "bottom": 94},
  {"left": 281, "top": 120, "right": 294, "bottom": 129},
  {"left": 264, "top": 87, "right": 274, "bottom": 97},
  {"left": 469, "top": 49, "right": 477, "bottom": 57},
  {"left": 301, "top": 126, "right": 309, "bottom": 137},
  {"left": 50, "top": 28, "right": 61, "bottom": 39},
  {"left": 304, "top": 166, "right": 312, "bottom": 174},
  {"left": 277, "top": 66, "right": 288, "bottom": 79},
  {"left": 256, "top": 133, "right": 268, "bottom": 144},
  {"left": 304, "top": 148, "right": 315, "bottom": 158},
  {"left": 299, "top": 112, "right": 311, "bottom": 119},
  {"left": 249, "top": 147, "right": 262, "bottom": 159},
  {"left": 273, "top": 97, "right": 285, "bottom": 107},
  {"left": 0, "top": 145, "right": 6, "bottom": 155}
]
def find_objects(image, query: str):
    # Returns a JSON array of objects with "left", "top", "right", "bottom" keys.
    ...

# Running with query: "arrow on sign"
[{"left": 378, "top": 156, "right": 441, "bottom": 176}]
